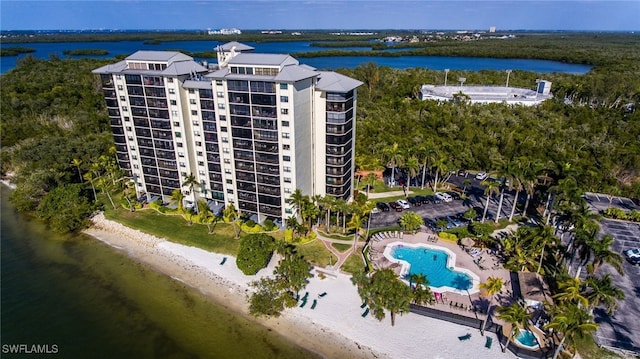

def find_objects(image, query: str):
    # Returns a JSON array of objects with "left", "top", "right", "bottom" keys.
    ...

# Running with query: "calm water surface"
[
  {"left": 0, "top": 185, "right": 317, "bottom": 359},
  {"left": 0, "top": 40, "right": 591, "bottom": 74}
]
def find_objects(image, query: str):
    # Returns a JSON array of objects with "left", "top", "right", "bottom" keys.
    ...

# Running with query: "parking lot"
[{"left": 593, "top": 218, "right": 640, "bottom": 354}]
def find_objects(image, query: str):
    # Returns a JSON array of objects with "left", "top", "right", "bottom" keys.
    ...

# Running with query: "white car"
[
  {"left": 371, "top": 207, "right": 381, "bottom": 214},
  {"left": 475, "top": 172, "right": 488, "bottom": 180},
  {"left": 396, "top": 199, "right": 410, "bottom": 209},
  {"left": 624, "top": 248, "right": 640, "bottom": 265},
  {"left": 435, "top": 192, "right": 453, "bottom": 203}
]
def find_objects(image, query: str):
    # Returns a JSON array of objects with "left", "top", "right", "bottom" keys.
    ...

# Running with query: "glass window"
[
  {"left": 178, "top": 152, "right": 184, "bottom": 157},
  {"left": 169, "top": 89, "right": 175, "bottom": 94},
  {"left": 198, "top": 161, "right": 204, "bottom": 166},
  {"left": 191, "top": 110, "right": 198, "bottom": 115},
  {"left": 122, "top": 106, "right": 128, "bottom": 112},
  {"left": 226, "top": 179, "right": 233, "bottom": 184},
  {"left": 282, "top": 133, "right": 290, "bottom": 139},
  {"left": 219, "top": 115, "right": 227, "bottom": 121},
  {"left": 281, "top": 108, "right": 288, "bottom": 115},
  {"left": 124, "top": 117, "right": 130, "bottom": 122},
  {"left": 197, "top": 151, "right": 203, "bottom": 156},
  {"left": 195, "top": 141, "right": 202, "bottom": 146},
  {"left": 170, "top": 100, "right": 177, "bottom": 105},
  {"left": 218, "top": 103, "right": 225, "bottom": 109},
  {"left": 283, "top": 155, "right": 291, "bottom": 162},
  {"left": 177, "top": 142, "right": 183, "bottom": 147},
  {"left": 190, "top": 99, "right": 196, "bottom": 104},
  {"left": 216, "top": 80, "right": 223, "bottom": 86},
  {"left": 120, "top": 95, "right": 126, "bottom": 101},
  {"left": 118, "top": 85, "right": 123, "bottom": 90},
  {"left": 283, "top": 166, "right": 291, "bottom": 173},
  {"left": 189, "top": 89, "right": 194, "bottom": 94},
  {"left": 221, "top": 126, "right": 228, "bottom": 132},
  {"left": 284, "top": 187, "right": 291, "bottom": 193},
  {"left": 167, "top": 78, "right": 174, "bottom": 83},
  {"left": 284, "top": 177, "right": 291, "bottom": 183},
  {"left": 224, "top": 159, "right": 231, "bottom": 164},
  {"left": 172, "top": 110, "right": 179, "bottom": 117},
  {"left": 192, "top": 121, "right": 199, "bottom": 126},
  {"left": 227, "top": 189, "right": 234, "bottom": 194},
  {"left": 173, "top": 121, "right": 180, "bottom": 126},
  {"left": 282, "top": 121, "right": 289, "bottom": 127},
  {"left": 223, "top": 148, "right": 230, "bottom": 153},
  {"left": 194, "top": 131, "right": 200, "bottom": 137},
  {"left": 175, "top": 132, "right": 182, "bottom": 138},
  {"left": 283, "top": 144, "right": 290, "bottom": 151},
  {"left": 180, "top": 162, "right": 186, "bottom": 167},
  {"left": 225, "top": 169, "right": 232, "bottom": 174},
  {"left": 280, "top": 83, "right": 288, "bottom": 90},
  {"left": 280, "top": 96, "right": 288, "bottom": 103}
]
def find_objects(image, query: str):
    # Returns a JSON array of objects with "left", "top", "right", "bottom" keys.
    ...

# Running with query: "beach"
[{"left": 85, "top": 213, "right": 515, "bottom": 359}]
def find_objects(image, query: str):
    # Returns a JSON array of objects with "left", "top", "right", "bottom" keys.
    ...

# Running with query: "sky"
[{"left": 1, "top": 0, "right": 639, "bottom": 32}]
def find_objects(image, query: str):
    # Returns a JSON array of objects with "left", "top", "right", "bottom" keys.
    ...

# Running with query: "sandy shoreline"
[{"left": 84, "top": 213, "right": 514, "bottom": 359}]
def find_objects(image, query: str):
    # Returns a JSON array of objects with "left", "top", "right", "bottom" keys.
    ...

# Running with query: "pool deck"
[{"left": 368, "top": 229, "right": 514, "bottom": 321}]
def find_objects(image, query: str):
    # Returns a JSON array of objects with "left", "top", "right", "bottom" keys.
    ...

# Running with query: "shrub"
[
  {"left": 470, "top": 221, "right": 495, "bottom": 238},
  {"left": 245, "top": 219, "right": 256, "bottom": 228},
  {"left": 241, "top": 221, "right": 265, "bottom": 233},
  {"left": 628, "top": 210, "right": 640, "bottom": 222},
  {"left": 603, "top": 207, "right": 627, "bottom": 220},
  {"left": 263, "top": 219, "right": 276, "bottom": 231},
  {"left": 236, "top": 234, "right": 276, "bottom": 275},
  {"left": 439, "top": 232, "right": 457, "bottom": 241},
  {"left": 445, "top": 225, "right": 471, "bottom": 239}
]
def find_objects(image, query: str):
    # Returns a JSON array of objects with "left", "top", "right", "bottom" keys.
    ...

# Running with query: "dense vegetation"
[
  {"left": 0, "top": 46, "right": 36, "bottom": 57},
  {"left": 236, "top": 234, "right": 275, "bottom": 275},
  {"left": 62, "top": 49, "right": 109, "bottom": 56}
]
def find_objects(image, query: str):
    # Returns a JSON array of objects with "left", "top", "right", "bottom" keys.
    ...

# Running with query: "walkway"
[
  {"left": 314, "top": 229, "right": 364, "bottom": 271},
  {"left": 366, "top": 190, "right": 412, "bottom": 199}
]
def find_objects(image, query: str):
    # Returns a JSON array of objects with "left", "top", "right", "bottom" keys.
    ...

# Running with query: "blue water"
[
  {"left": 515, "top": 330, "right": 540, "bottom": 347},
  {"left": 0, "top": 40, "right": 592, "bottom": 74},
  {"left": 392, "top": 246, "right": 472, "bottom": 290}
]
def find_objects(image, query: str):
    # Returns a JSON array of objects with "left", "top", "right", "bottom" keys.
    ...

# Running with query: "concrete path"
[{"left": 314, "top": 229, "right": 364, "bottom": 270}]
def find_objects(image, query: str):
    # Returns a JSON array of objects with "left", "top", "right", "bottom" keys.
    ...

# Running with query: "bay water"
[{"left": 0, "top": 184, "right": 318, "bottom": 359}]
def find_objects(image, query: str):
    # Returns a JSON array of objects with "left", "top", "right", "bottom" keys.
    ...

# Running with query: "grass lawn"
[
  {"left": 331, "top": 242, "right": 351, "bottom": 252},
  {"left": 295, "top": 239, "right": 337, "bottom": 267},
  {"left": 575, "top": 335, "right": 622, "bottom": 359},
  {"left": 341, "top": 253, "right": 366, "bottom": 275},
  {"left": 104, "top": 207, "right": 241, "bottom": 255}
]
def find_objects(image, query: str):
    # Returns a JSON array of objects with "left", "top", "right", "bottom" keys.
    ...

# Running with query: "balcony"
[
  {"left": 259, "top": 205, "right": 281, "bottom": 216},
  {"left": 235, "top": 161, "right": 254, "bottom": 171},
  {"left": 257, "top": 186, "right": 280, "bottom": 196},
  {"left": 255, "top": 154, "right": 278, "bottom": 164}
]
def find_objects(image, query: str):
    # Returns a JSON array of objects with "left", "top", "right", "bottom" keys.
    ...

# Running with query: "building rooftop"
[
  {"left": 215, "top": 41, "right": 255, "bottom": 52},
  {"left": 126, "top": 50, "right": 192, "bottom": 64},
  {"left": 228, "top": 53, "right": 298, "bottom": 67},
  {"left": 420, "top": 81, "right": 552, "bottom": 106},
  {"left": 316, "top": 71, "right": 363, "bottom": 93}
]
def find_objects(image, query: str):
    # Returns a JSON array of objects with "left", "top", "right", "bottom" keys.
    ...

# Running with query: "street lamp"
[
  {"left": 505, "top": 69, "right": 512, "bottom": 88},
  {"left": 444, "top": 68, "right": 450, "bottom": 87},
  {"left": 458, "top": 77, "right": 466, "bottom": 87}
]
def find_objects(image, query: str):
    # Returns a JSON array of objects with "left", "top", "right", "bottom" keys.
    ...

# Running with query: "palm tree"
[
  {"left": 405, "top": 155, "right": 420, "bottom": 190},
  {"left": 399, "top": 212, "right": 423, "bottom": 233},
  {"left": 364, "top": 173, "right": 378, "bottom": 195},
  {"left": 334, "top": 199, "right": 348, "bottom": 233},
  {"left": 368, "top": 269, "right": 412, "bottom": 326},
  {"left": 586, "top": 235, "right": 623, "bottom": 275},
  {"left": 554, "top": 278, "right": 588, "bottom": 308},
  {"left": 384, "top": 142, "right": 403, "bottom": 187},
  {"left": 534, "top": 225, "right": 558, "bottom": 274},
  {"left": 223, "top": 204, "right": 240, "bottom": 239},
  {"left": 182, "top": 173, "right": 199, "bottom": 213},
  {"left": 584, "top": 274, "right": 625, "bottom": 315},
  {"left": 82, "top": 171, "right": 97, "bottom": 201},
  {"left": 96, "top": 176, "right": 116, "bottom": 210},
  {"left": 481, "top": 180, "right": 500, "bottom": 223},
  {"left": 197, "top": 199, "right": 212, "bottom": 230},
  {"left": 545, "top": 304, "right": 598, "bottom": 359},
  {"left": 347, "top": 212, "right": 364, "bottom": 251},
  {"left": 170, "top": 189, "right": 185, "bottom": 213},
  {"left": 71, "top": 158, "right": 83, "bottom": 183},
  {"left": 362, "top": 200, "right": 377, "bottom": 240},
  {"left": 322, "top": 195, "right": 335, "bottom": 230},
  {"left": 462, "top": 178, "right": 472, "bottom": 194},
  {"left": 286, "top": 189, "right": 307, "bottom": 222},
  {"left": 496, "top": 303, "right": 531, "bottom": 353},
  {"left": 479, "top": 276, "right": 503, "bottom": 335},
  {"left": 431, "top": 152, "right": 449, "bottom": 193}
]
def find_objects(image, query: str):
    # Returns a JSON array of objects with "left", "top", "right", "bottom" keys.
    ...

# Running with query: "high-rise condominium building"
[{"left": 93, "top": 42, "right": 362, "bottom": 222}]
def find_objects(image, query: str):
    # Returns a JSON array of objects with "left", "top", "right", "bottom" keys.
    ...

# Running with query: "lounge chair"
[
  {"left": 219, "top": 257, "right": 227, "bottom": 265},
  {"left": 360, "top": 302, "right": 368, "bottom": 308},
  {"left": 311, "top": 299, "right": 317, "bottom": 309},
  {"left": 300, "top": 299, "right": 307, "bottom": 308},
  {"left": 361, "top": 308, "right": 370, "bottom": 318},
  {"left": 319, "top": 292, "right": 327, "bottom": 297},
  {"left": 485, "top": 337, "right": 493, "bottom": 349},
  {"left": 458, "top": 333, "right": 472, "bottom": 341}
]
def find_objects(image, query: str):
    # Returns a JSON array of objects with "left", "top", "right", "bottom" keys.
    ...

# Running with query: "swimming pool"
[
  {"left": 383, "top": 242, "right": 480, "bottom": 295},
  {"left": 514, "top": 330, "right": 541, "bottom": 350}
]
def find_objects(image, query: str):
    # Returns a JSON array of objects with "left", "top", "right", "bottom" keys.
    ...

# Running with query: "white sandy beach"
[{"left": 85, "top": 213, "right": 515, "bottom": 359}]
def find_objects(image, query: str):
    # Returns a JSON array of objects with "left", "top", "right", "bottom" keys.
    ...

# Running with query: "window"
[
  {"left": 280, "top": 83, "right": 288, "bottom": 90},
  {"left": 225, "top": 169, "right": 232, "bottom": 174},
  {"left": 122, "top": 106, "right": 128, "bottom": 112},
  {"left": 198, "top": 161, "right": 204, "bottom": 166},
  {"left": 224, "top": 159, "right": 231, "bottom": 164},
  {"left": 175, "top": 132, "right": 182, "bottom": 138},
  {"left": 218, "top": 103, "right": 225, "bottom": 110},
  {"left": 126, "top": 126, "right": 132, "bottom": 131},
  {"left": 191, "top": 110, "right": 198, "bottom": 116},
  {"left": 216, "top": 80, "right": 223, "bottom": 86},
  {"left": 219, "top": 115, "right": 227, "bottom": 121},
  {"left": 283, "top": 155, "right": 291, "bottom": 162},
  {"left": 221, "top": 126, "right": 228, "bottom": 132},
  {"left": 118, "top": 85, "right": 123, "bottom": 90},
  {"left": 132, "top": 155, "right": 137, "bottom": 160},
  {"left": 284, "top": 187, "right": 291, "bottom": 194},
  {"left": 178, "top": 152, "right": 185, "bottom": 157},
  {"left": 189, "top": 89, "right": 194, "bottom": 94},
  {"left": 283, "top": 166, "right": 291, "bottom": 173},
  {"left": 190, "top": 99, "right": 196, "bottom": 105},
  {"left": 177, "top": 142, "right": 183, "bottom": 147},
  {"left": 180, "top": 162, "right": 186, "bottom": 167},
  {"left": 282, "top": 121, "right": 289, "bottom": 127},
  {"left": 227, "top": 189, "right": 234, "bottom": 194},
  {"left": 169, "top": 89, "right": 175, "bottom": 94},
  {"left": 130, "top": 145, "right": 135, "bottom": 150},
  {"left": 281, "top": 108, "right": 288, "bottom": 115},
  {"left": 285, "top": 208, "right": 292, "bottom": 214},
  {"left": 170, "top": 100, "right": 177, "bottom": 105},
  {"left": 223, "top": 148, "right": 230, "bottom": 153},
  {"left": 116, "top": 75, "right": 122, "bottom": 79},
  {"left": 133, "top": 164, "right": 139, "bottom": 169},
  {"left": 222, "top": 137, "right": 228, "bottom": 143},
  {"left": 226, "top": 179, "right": 233, "bottom": 184},
  {"left": 120, "top": 95, "right": 126, "bottom": 101},
  {"left": 124, "top": 117, "right": 130, "bottom": 122},
  {"left": 194, "top": 131, "right": 201, "bottom": 137},
  {"left": 282, "top": 132, "right": 290, "bottom": 139},
  {"left": 217, "top": 91, "right": 224, "bottom": 98},
  {"left": 192, "top": 121, "right": 199, "bottom": 126},
  {"left": 167, "top": 78, "right": 174, "bottom": 83},
  {"left": 197, "top": 151, "right": 203, "bottom": 157},
  {"left": 284, "top": 177, "right": 291, "bottom": 183},
  {"left": 128, "top": 136, "right": 134, "bottom": 141},
  {"left": 173, "top": 121, "right": 180, "bottom": 127},
  {"left": 280, "top": 96, "right": 288, "bottom": 103},
  {"left": 195, "top": 141, "right": 202, "bottom": 146},
  {"left": 282, "top": 144, "right": 290, "bottom": 151},
  {"left": 199, "top": 170, "right": 206, "bottom": 175},
  {"left": 172, "top": 111, "right": 179, "bottom": 117}
]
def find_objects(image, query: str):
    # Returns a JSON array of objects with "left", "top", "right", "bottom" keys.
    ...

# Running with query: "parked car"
[
  {"left": 371, "top": 207, "right": 381, "bottom": 214},
  {"left": 446, "top": 191, "right": 462, "bottom": 200},
  {"left": 423, "top": 218, "right": 437, "bottom": 231},
  {"left": 388, "top": 201, "right": 403, "bottom": 212},
  {"left": 426, "top": 195, "right": 441, "bottom": 204},
  {"left": 396, "top": 199, "right": 411, "bottom": 209},
  {"left": 435, "top": 192, "right": 453, "bottom": 203},
  {"left": 436, "top": 216, "right": 455, "bottom": 229},
  {"left": 414, "top": 195, "right": 428, "bottom": 204},
  {"left": 473, "top": 206, "right": 493, "bottom": 221},
  {"left": 624, "top": 248, "right": 640, "bottom": 265},
  {"left": 446, "top": 215, "right": 463, "bottom": 227},
  {"left": 458, "top": 170, "right": 468, "bottom": 177},
  {"left": 475, "top": 172, "right": 488, "bottom": 180},
  {"left": 407, "top": 196, "right": 422, "bottom": 206},
  {"left": 376, "top": 202, "right": 390, "bottom": 212}
]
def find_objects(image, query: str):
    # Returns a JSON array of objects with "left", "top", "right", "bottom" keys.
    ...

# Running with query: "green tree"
[
  {"left": 248, "top": 278, "right": 288, "bottom": 318},
  {"left": 583, "top": 274, "right": 625, "bottom": 315},
  {"left": 35, "top": 183, "right": 94, "bottom": 233},
  {"left": 273, "top": 250, "right": 313, "bottom": 297},
  {"left": 399, "top": 211, "right": 424, "bottom": 233},
  {"left": 496, "top": 302, "right": 531, "bottom": 353},
  {"left": 236, "top": 234, "right": 275, "bottom": 275},
  {"left": 545, "top": 304, "right": 598, "bottom": 359},
  {"left": 182, "top": 173, "right": 199, "bottom": 213},
  {"left": 480, "top": 179, "right": 500, "bottom": 223},
  {"left": 586, "top": 235, "right": 623, "bottom": 275},
  {"left": 479, "top": 276, "right": 503, "bottom": 335},
  {"left": 553, "top": 278, "right": 589, "bottom": 308},
  {"left": 71, "top": 158, "right": 83, "bottom": 183},
  {"left": 355, "top": 269, "right": 412, "bottom": 326},
  {"left": 170, "top": 189, "right": 185, "bottom": 213},
  {"left": 223, "top": 204, "right": 241, "bottom": 239}
]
